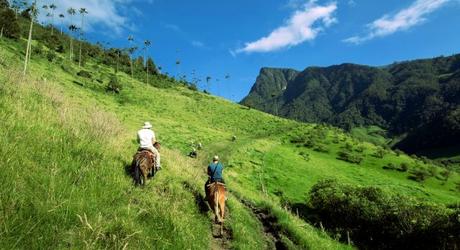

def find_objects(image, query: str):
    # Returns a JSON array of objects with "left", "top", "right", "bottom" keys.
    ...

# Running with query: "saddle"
[{"left": 134, "top": 149, "right": 155, "bottom": 164}]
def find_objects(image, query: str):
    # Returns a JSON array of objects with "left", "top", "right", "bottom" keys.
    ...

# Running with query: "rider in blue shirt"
[
  {"left": 205, "top": 155, "right": 224, "bottom": 200},
  {"left": 207, "top": 155, "right": 224, "bottom": 183}
]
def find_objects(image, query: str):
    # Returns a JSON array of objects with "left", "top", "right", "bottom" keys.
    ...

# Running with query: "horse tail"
[
  {"left": 214, "top": 188, "right": 220, "bottom": 222},
  {"left": 134, "top": 159, "right": 141, "bottom": 186}
]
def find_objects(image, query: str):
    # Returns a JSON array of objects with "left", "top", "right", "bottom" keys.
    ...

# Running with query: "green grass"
[
  {"left": 1, "top": 34, "right": 459, "bottom": 249},
  {"left": 350, "top": 126, "right": 390, "bottom": 146}
]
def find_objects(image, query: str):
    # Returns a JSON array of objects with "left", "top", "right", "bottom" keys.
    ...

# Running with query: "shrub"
[
  {"left": 382, "top": 163, "right": 397, "bottom": 170},
  {"left": 372, "top": 148, "right": 386, "bottom": 158},
  {"left": 61, "top": 63, "right": 75, "bottom": 74},
  {"left": 394, "top": 149, "right": 403, "bottom": 156},
  {"left": 77, "top": 70, "right": 92, "bottom": 79},
  {"left": 106, "top": 75, "right": 122, "bottom": 94},
  {"left": 299, "top": 151, "right": 310, "bottom": 161},
  {"left": 408, "top": 167, "right": 431, "bottom": 182},
  {"left": 313, "top": 143, "right": 329, "bottom": 153},
  {"left": 337, "top": 150, "right": 363, "bottom": 164},
  {"left": 354, "top": 145, "right": 365, "bottom": 153},
  {"left": 0, "top": 8, "right": 21, "bottom": 39},
  {"left": 399, "top": 162, "right": 409, "bottom": 172},
  {"left": 309, "top": 179, "right": 460, "bottom": 249},
  {"left": 32, "top": 43, "right": 44, "bottom": 56},
  {"left": 46, "top": 51, "right": 56, "bottom": 62},
  {"left": 188, "top": 83, "right": 198, "bottom": 91}
]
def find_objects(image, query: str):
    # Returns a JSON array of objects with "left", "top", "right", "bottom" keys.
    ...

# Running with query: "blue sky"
[{"left": 38, "top": 0, "right": 460, "bottom": 101}]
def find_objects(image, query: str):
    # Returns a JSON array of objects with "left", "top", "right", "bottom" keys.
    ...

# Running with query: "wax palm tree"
[
  {"left": 78, "top": 8, "right": 88, "bottom": 68},
  {"left": 58, "top": 13, "right": 64, "bottom": 34},
  {"left": 128, "top": 35, "right": 135, "bottom": 79},
  {"left": 67, "top": 7, "right": 76, "bottom": 60},
  {"left": 49, "top": 3, "right": 57, "bottom": 35},
  {"left": 23, "top": 0, "right": 38, "bottom": 75},
  {"left": 143, "top": 40, "right": 151, "bottom": 83},
  {"left": 68, "top": 24, "right": 78, "bottom": 61}
]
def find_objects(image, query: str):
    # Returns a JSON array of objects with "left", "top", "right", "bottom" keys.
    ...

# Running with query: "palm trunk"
[
  {"left": 144, "top": 50, "right": 148, "bottom": 84},
  {"left": 51, "top": 14, "right": 54, "bottom": 35},
  {"left": 69, "top": 38, "right": 73, "bottom": 60},
  {"left": 78, "top": 39, "right": 82, "bottom": 68},
  {"left": 130, "top": 59, "right": 134, "bottom": 79},
  {"left": 78, "top": 16, "right": 83, "bottom": 68},
  {"left": 23, "top": 16, "right": 34, "bottom": 76},
  {"left": 116, "top": 51, "right": 119, "bottom": 73}
]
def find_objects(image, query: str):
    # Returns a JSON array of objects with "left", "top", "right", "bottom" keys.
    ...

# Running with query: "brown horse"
[
  {"left": 206, "top": 182, "right": 226, "bottom": 234},
  {"left": 132, "top": 142, "right": 161, "bottom": 186}
]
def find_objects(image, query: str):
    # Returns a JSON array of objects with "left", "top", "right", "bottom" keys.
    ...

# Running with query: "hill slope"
[
  {"left": 1, "top": 18, "right": 459, "bottom": 249},
  {"left": 241, "top": 55, "right": 460, "bottom": 155}
]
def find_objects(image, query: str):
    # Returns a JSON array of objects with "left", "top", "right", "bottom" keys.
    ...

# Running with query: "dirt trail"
[
  {"left": 241, "top": 200, "right": 289, "bottom": 250},
  {"left": 210, "top": 220, "right": 232, "bottom": 250}
]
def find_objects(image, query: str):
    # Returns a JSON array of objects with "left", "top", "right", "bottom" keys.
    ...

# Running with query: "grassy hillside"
[{"left": 1, "top": 30, "right": 459, "bottom": 249}]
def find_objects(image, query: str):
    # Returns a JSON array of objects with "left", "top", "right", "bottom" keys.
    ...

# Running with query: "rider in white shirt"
[{"left": 137, "top": 122, "right": 161, "bottom": 169}]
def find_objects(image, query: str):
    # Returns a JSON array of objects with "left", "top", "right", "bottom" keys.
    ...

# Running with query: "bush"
[
  {"left": 106, "top": 75, "right": 122, "bottom": 94},
  {"left": 46, "top": 51, "right": 56, "bottom": 62},
  {"left": 337, "top": 150, "right": 363, "bottom": 164},
  {"left": 77, "top": 70, "right": 92, "bottom": 79},
  {"left": 0, "top": 8, "right": 21, "bottom": 39},
  {"left": 382, "top": 163, "right": 397, "bottom": 170},
  {"left": 188, "top": 83, "right": 198, "bottom": 91},
  {"left": 313, "top": 143, "right": 329, "bottom": 153},
  {"left": 309, "top": 179, "right": 460, "bottom": 249},
  {"left": 408, "top": 167, "right": 431, "bottom": 182},
  {"left": 299, "top": 151, "right": 310, "bottom": 161},
  {"left": 399, "top": 162, "right": 409, "bottom": 172},
  {"left": 372, "top": 148, "right": 386, "bottom": 158},
  {"left": 61, "top": 63, "right": 75, "bottom": 74}
]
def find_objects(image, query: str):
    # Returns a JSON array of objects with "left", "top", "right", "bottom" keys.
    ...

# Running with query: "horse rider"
[
  {"left": 137, "top": 121, "right": 161, "bottom": 170},
  {"left": 205, "top": 155, "right": 224, "bottom": 199}
]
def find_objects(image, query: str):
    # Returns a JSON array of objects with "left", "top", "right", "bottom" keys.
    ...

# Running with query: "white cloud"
[
  {"left": 344, "top": 0, "right": 451, "bottom": 44},
  {"left": 38, "top": 0, "right": 134, "bottom": 35},
  {"left": 236, "top": 1, "right": 337, "bottom": 53}
]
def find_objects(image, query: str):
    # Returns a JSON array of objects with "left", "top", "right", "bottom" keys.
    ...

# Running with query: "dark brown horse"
[
  {"left": 206, "top": 182, "right": 226, "bottom": 234},
  {"left": 132, "top": 142, "right": 161, "bottom": 186}
]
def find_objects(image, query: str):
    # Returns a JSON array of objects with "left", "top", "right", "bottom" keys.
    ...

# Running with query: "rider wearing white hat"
[{"left": 137, "top": 122, "right": 161, "bottom": 169}]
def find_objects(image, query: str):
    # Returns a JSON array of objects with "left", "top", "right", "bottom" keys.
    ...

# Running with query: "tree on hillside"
[
  {"left": 11, "top": 0, "right": 26, "bottom": 18},
  {"left": 206, "top": 76, "right": 212, "bottom": 91},
  {"left": 143, "top": 39, "right": 151, "bottom": 83},
  {"left": 49, "top": 3, "right": 56, "bottom": 35},
  {"left": 67, "top": 7, "right": 76, "bottom": 60},
  {"left": 58, "top": 13, "right": 64, "bottom": 34},
  {"left": 146, "top": 57, "right": 158, "bottom": 76},
  {"left": 0, "top": 6, "right": 20, "bottom": 39},
  {"left": 0, "top": 0, "right": 9, "bottom": 9},
  {"left": 127, "top": 35, "right": 136, "bottom": 79},
  {"left": 68, "top": 24, "right": 78, "bottom": 61},
  {"left": 78, "top": 7, "right": 87, "bottom": 68},
  {"left": 23, "top": 0, "right": 38, "bottom": 76}
]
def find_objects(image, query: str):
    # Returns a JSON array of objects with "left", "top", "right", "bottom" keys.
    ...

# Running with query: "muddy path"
[{"left": 240, "top": 199, "right": 289, "bottom": 250}]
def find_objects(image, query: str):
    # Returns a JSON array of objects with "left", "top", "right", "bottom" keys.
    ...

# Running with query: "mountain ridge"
[{"left": 241, "top": 53, "right": 460, "bottom": 154}]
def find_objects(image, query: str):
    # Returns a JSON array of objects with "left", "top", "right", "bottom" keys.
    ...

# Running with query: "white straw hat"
[
  {"left": 143, "top": 122, "right": 153, "bottom": 129},
  {"left": 213, "top": 155, "right": 219, "bottom": 161}
]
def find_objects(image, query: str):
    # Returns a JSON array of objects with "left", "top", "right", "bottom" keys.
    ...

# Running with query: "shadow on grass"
[{"left": 183, "top": 181, "right": 209, "bottom": 214}]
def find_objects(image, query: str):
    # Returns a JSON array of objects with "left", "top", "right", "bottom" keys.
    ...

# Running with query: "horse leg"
[
  {"left": 141, "top": 167, "right": 148, "bottom": 186},
  {"left": 219, "top": 193, "right": 226, "bottom": 222},
  {"left": 214, "top": 191, "right": 220, "bottom": 223}
]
